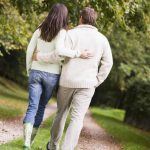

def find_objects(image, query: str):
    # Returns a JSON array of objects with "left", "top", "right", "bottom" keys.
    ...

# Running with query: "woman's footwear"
[
  {"left": 23, "top": 123, "right": 33, "bottom": 148},
  {"left": 31, "top": 127, "right": 38, "bottom": 145}
]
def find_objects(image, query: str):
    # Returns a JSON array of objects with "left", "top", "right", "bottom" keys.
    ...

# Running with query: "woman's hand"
[{"left": 80, "top": 50, "right": 94, "bottom": 59}]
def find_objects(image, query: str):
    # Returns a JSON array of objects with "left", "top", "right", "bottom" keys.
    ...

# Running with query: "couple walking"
[{"left": 23, "top": 3, "right": 113, "bottom": 150}]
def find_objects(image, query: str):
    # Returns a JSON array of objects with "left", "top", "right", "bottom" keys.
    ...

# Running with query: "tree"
[{"left": 0, "top": 0, "right": 43, "bottom": 84}]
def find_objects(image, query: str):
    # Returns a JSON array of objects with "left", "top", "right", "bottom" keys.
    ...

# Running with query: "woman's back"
[
  {"left": 26, "top": 3, "right": 69, "bottom": 75},
  {"left": 30, "top": 29, "right": 61, "bottom": 74}
]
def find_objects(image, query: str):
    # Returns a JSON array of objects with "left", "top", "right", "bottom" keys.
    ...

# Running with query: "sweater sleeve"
[
  {"left": 36, "top": 29, "right": 81, "bottom": 63},
  {"left": 96, "top": 37, "right": 113, "bottom": 87},
  {"left": 26, "top": 29, "right": 39, "bottom": 76}
]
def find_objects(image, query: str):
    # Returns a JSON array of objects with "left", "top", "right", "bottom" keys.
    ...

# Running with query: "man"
[{"left": 35, "top": 7, "right": 113, "bottom": 150}]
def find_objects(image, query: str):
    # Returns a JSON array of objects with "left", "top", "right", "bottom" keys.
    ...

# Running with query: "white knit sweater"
[
  {"left": 26, "top": 29, "right": 80, "bottom": 75},
  {"left": 37, "top": 25, "right": 113, "bottom": 88}
]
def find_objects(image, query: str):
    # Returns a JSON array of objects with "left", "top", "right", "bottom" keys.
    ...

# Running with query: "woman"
[{"left": 23, "top": 3, "right": 90, "bottom": 150}]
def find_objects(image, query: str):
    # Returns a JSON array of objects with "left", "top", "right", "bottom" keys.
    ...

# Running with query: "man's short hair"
[{"left": 80, "top": 7, "right": 97, "bottom": 26}]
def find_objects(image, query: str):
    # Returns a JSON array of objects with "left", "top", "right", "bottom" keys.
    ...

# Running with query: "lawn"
[
  {"left": 0, "top": 77, "right": 55, "bottom": 120},
  {"left": 91, "top": 107, "right": 150, "bottom": 150},
  {"left": 0, "top": 77, "right": 28, "bottom": 120}
]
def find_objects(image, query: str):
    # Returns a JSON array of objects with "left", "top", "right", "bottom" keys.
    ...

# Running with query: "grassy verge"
[
  {"left": 0, "top": 77, "right": 56, "bottom": 120},
  {"left": 0, "top": 77, "right": 28, "bottom": 120},
  {"left": 91, "top": 107, "right": 150, "bottom": 150}
]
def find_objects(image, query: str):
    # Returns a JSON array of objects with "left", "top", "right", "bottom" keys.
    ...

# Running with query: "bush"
[
  {"left": 0, "top": 46, "right": 27, "bottom": 87},
  {"left": 91, "top": 77, "right": 122, "bottom": 108},
  {"left": 124, "top": 81, "right": 150, "bottom": 131}
]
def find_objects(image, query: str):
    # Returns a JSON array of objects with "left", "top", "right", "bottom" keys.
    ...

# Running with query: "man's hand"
[
  {"left": 32, "top": 52, "right": 38, "bottom": 61},
  {"left": 80, "top": 50, "right": 94, "bottom": 59}
]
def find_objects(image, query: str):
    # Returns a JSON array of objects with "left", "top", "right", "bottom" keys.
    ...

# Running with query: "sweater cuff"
[
  {"left": 75, "top": 50, "right": 81, "bottom": 58},
  {"left": 95, "top": 76, "right": 103, "bottom": 87}
]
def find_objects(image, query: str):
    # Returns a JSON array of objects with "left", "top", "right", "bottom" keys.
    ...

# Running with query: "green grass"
[
  {"left": 0, "top": 77, "right": 28, "bottom": 120},
  {"left": 0, "top": 105, "right": 22, "bottom": 120},
  {"left": 91, "top": 107, "right": 150, "bottom": 150},
  {"left": 0, "top": 77, "right": 56, "bottom": 120}
]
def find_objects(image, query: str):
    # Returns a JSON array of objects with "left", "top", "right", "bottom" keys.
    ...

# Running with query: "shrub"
[{"left": 124, "top": 81, "right": 150, "bottom": 131}]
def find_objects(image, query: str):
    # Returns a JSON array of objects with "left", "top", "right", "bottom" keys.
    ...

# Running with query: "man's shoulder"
[
  {"left": 96, "top": 32, "right": 110, "bottom": 45},
  {"left": 67, "top": 26, "right": 109, "bottom": 43},
  {"left": 97, "top": 31, "right": 107, "bottom": 40}
]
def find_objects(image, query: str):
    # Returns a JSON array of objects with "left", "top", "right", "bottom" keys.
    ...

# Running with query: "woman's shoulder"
[
  {"left": 55, "top": 29, "right": 67, "bottom": 40},
  {"left": 33, "top": 28, "right": 41, "bottom": 37},
  {"left": 58, "top": 29, "right": 67, "bottom": 35}
]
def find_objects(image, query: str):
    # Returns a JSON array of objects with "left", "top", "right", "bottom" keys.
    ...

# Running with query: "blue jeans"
[{"left": 23, "top": 70, "right": 59, "bottom": 127}]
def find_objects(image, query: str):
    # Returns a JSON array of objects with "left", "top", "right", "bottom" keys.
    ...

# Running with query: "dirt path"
[
  {"left": 78, "top": 112, "right": 121, "bottom": 150},
  {"left": 0, "top": 103, "right": 57, "bottom": 145},
  {"left": 0, "top": 106, "right": 121, "bottom": 149}
]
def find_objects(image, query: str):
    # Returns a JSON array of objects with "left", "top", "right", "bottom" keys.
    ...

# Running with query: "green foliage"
[
  {"left": 124, "top": 81, "right": 150, "bottom": 131},
  {"left": 0, "top": 0, "right": 30, "bottom": 52},
  {"left": 0, "top": 0, "right": 149, "bottom": 54},
  {"left": 42, "top": 0, "right": 150, "bottom": 32},
  {"left": 110, "top": 27, "right": 150, "bottom": 92},
  {"left": 0, "top": 0, "right": 46, "bottom": 85},
  {"left": 0, "top": 48, "right": 28, "bottom": 86},
  {"left": 0, "top": 0, "right": 46, "bottom": 55},
  {"left": 10, "top": 0, "right": 41, "bottom": 14}
]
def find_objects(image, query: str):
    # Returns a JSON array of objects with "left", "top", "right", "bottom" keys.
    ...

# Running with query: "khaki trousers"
[{"left": 49, "top": 86, "right": 95, "bottom": 150}]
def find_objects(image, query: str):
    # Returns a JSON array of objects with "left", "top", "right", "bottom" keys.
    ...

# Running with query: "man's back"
[{"left": 59, "top": 24, "right": 113, "bottom": 88}]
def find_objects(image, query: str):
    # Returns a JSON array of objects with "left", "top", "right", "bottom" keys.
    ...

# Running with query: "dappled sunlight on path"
[{"left": 78, "top": 112, "right": 121, "bottom": 150}]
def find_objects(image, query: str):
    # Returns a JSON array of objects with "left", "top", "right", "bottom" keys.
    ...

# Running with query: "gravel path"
[
  {"left": 0, "top": 103, "right": 57, "bottom": 145},
  {"left": 0, "top": 106, "right": 121, "bottom": 149},
  {"left": 78, "top": 112, "right": 121, "bottom": 150}
]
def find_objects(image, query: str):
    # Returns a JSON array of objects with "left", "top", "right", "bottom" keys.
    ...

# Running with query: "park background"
[{"left": 0, "top": 0, "right": 150, "bottom": 150}]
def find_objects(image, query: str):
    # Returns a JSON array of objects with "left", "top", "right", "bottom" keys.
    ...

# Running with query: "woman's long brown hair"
[{"left": 39, "top": 3, "right": 68, "bottom": 42}]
